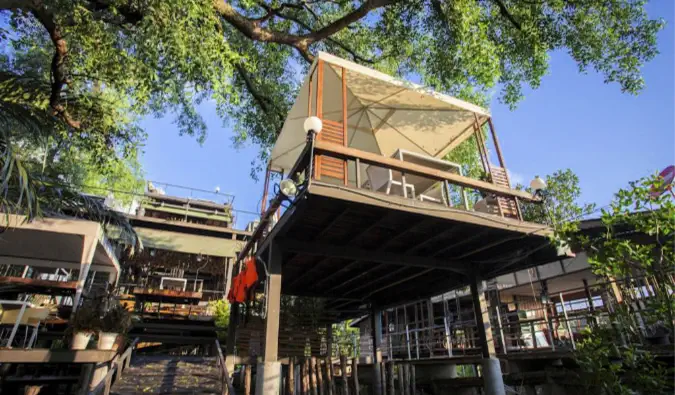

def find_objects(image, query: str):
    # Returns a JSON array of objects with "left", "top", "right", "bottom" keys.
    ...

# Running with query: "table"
[{"left": 366, "top": 149, "right": 464, "bottom": 203}]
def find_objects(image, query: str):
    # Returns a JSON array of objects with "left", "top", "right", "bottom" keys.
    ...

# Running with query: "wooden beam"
[
  {"left": 0, "top": 349, "right": 117, "bottom": 364},
  {"left": 313, "top": 141, "right": 539, "bottom": 202},
  {"left": 277, "top": 238, "right": 467, "bottom": 274}
]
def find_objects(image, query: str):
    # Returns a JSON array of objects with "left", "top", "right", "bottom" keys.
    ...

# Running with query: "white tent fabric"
[{"left": 270, "top": 52, "right": 490, "bottom": 173}]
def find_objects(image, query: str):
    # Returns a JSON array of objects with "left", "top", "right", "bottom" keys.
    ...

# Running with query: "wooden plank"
[
  {"left": 387, "top": 362, "right": 394, "bottom": 395},
  {"left": 0, "top": 349, "right": 117, "bottom": 364},
  {"left": 313, "top": 141, "right": 539, "bottom": 202},
  {"left": 0, "top": 276, "right": 77, "bottom": 291}
]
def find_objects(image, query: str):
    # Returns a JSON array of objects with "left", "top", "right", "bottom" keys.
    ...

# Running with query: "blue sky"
[{"left": 139, "top": 1, "right": 674, "bottom": 229}]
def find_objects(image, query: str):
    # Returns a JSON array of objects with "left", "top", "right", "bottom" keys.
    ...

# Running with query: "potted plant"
[
  {"left": 69, "top": 303, "right": 101, "bottom": 350},
  {"left": 98, "top": 303, "right": 132, "bottom": 350}
]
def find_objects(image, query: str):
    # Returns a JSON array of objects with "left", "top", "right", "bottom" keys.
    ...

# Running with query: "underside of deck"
[{"left": 258, "top": 182, "right": 566, "bottom": 314}]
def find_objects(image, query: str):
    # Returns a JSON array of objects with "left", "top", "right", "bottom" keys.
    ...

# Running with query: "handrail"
[
  {"left": 215, "top": 339, "right": 236, "bottom": 395},
  {"left": 88, "top": 337, "right": 139, "bottom": 395},
  {"left": 313, "top": 140, "right": 540, "bottom": 202}
]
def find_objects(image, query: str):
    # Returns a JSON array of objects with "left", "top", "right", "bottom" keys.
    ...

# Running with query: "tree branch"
[
  {"left": 30, "top": 4, "right": 81, "bottom": 128},
  {"left": 491, "top": 0, "right": 522, "bottom": 30},
  {"left": 234, "top": 63, "right": 271, "bottom": 115},
  {"left": 213, "top": 0, "right": 394, "bottom": 63}
]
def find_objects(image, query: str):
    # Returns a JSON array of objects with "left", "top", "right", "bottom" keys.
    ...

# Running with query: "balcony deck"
[
  {"left": 256, "top": 176, "right": 564, "bottom": 315},
  {"left": 131, "top": 287, "right": 202, "bottom": 305},
  {"left": 0, "top": 276, "right": 78, "bottom": 296}
]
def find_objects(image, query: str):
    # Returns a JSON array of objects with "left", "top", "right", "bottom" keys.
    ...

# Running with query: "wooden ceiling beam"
[{"left": 277, "top": 238, "right": 468, "bottom": 274}]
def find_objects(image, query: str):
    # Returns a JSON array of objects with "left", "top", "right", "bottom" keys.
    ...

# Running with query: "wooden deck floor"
[{"left": 111, "top": 356, "right": 221, "bottom": 394}]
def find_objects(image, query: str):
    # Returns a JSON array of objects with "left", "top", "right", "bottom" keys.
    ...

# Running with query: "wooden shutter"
[{"left": 315, "top": 120, "right": 347, "bottom": 182}]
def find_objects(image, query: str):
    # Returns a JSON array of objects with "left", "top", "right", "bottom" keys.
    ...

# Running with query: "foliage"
[
  {"left": 578, "top": 174, "right": 674, "bottom": 335},
  {"left": 575, "top": 326, "right": 671, "bottom": 395},
  {"left": 100, "top": 302, "right": 133, "bottom": 333},
  {"left": 210, "top": 299, "right": 231, "bottom": 329},
  {"left": 68, "top": 301, "right": 102, "bottom": 334},
  {"left": 518, "top": 169, "right": 596, "bottom": 242},
  {"left": 0, "top": 0, "right": 665, "bottom": 174},
  {"left": 331, "top": 320, "right": 360, "bottom": 357}
]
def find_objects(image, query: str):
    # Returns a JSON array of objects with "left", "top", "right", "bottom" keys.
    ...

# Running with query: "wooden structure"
[{"left": 229, "top": 53, "right": 567, "bottom": 395}]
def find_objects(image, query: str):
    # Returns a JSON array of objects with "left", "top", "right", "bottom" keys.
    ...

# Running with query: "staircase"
[{"left": 110, "top": 355, "right": 222, "bottom": 394}]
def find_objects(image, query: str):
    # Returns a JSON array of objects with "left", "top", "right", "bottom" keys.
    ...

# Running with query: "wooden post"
[
  {"left": 370, "top": 308, "right": 383, "bottom": 395},
  {"left": 397, "top": 364, "right": 404, "bottom": 395},
  {"left": 342, "top": 66, "right": 348, "bottom": 185},
  {"left": 304, "top": 358, "right": 311, "bottom": 395},
  {"left": 386, "top": 362, "right": 394, "bottom": 395},
  {"left": 288, "top": 358, "right": 296, "bottom": 395},
  {"left": 470, "top": 279, "right": 496, "bottom": 358},
  {"left": 313, "top": 60, "right": 325, "bottom": 181},
  {"left": 410, "top": 364, "right": 415, "bottom": 395},
  {"left": 244, "top": 364, "right": 252, "bottom": 395},
  {"left": 327, "top": 356, "right": 336, "bottom": 395},
  {"left": 310, "top": 357, "right": 319, "bottom": 395},
  {"left": 317, "top": 358, "right": 325, "bottom": 395},
  {"left": 351, "top": 357, "right": 359, "bottom": 395},
  {"left": 402, "top": 365, "right": 410, "bottom": 395},
  {"left": 340, "top": 355, "right": 349, "bottom": 395},
  {"left": 260, "top": 163, "right": 272, "bottom": 214}
]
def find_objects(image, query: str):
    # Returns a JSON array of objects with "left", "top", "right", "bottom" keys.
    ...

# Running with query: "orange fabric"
[{"left": 227, "top": 257, "right": 259, "bottom": 304}]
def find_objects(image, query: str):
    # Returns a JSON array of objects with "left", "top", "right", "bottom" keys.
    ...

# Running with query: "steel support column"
[{"left": 470, "top": 277, "right": 505, "bottom": 395}]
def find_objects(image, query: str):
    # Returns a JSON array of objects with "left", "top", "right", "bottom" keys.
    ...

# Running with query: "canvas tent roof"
[{"left": 270, "top": 52, "right": 490, "bottom": 173}]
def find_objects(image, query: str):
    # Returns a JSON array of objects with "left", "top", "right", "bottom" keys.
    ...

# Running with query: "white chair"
[
  {"left": 418, "top": 183, "right": 445, "bottom": 204},
  {"left": 366, "top": 166, "right": 415, "bottom": 198}
]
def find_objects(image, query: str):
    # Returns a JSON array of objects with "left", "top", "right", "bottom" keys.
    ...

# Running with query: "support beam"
[
  {"left": 72, "top": 234, "right": 97, "bottom": 313},
  {"left": 277, "top": 238, "right": 467, "bottom": 273},
  {"left": 470, "top": 277, "right": 505, "bottom": 395},
  {"left": 256, "top": 240, "right": 283, "bottom": 395},
  {"left": 370, "top": 308, "right": 383, "bottom": 395}
]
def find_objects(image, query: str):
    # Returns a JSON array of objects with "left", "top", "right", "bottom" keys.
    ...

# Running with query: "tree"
[
  {"left": 0, "top": 0, "right": 665, "bottom": 174},
  {"left": 518, "top": 169, "right": 596, "bottom": 241},
  {"left": 572, "top": 174, "right": 673, "bottom": 395}
]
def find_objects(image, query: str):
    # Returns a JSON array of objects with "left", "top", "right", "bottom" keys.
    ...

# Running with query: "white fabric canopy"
[{"left": 270, "top": 52, "right": 490, "bottom": 172}]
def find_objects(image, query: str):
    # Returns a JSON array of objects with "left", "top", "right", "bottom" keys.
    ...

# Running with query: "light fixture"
[
  {"left": 529, "top": 175, "right": 547, "bottom": 192},
  {"left": 303, "top": 116, "right": 322, "bottom": 135},
  {"left": 279, "top": 179, "right": 298, "bottom": 198}
]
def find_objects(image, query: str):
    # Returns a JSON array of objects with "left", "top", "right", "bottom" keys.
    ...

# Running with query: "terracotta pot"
[
  {"left": 71, "top": 332, "right": 92, "bottom": 350},
  {"left": 97, "top": 332, "right": 119, "bottom": 350}
]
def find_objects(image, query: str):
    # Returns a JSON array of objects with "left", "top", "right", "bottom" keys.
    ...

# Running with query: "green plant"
[
  {"left": 575, "top": 327, "right": 671, "bottom": 395},
  {"left": 210, "top": 299, "right": 231, "bottom": 329},
  {"left": 100, "top": 303, "right": 133, "bottom": 334},
  {"left": 68, "top": 302, "right": 101, "bottom": 334}
]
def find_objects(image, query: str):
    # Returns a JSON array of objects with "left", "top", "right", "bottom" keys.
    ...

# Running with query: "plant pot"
[
  {"left": 71, "top": 332, "right": 93, "bottom": 350},
  {"left": 97, "top": 332, "right": 119, "bottom": 350}
]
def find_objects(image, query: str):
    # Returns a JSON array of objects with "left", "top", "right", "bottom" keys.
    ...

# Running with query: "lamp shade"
[
  {"left": 303, "top": 116, "right": 322, "bottom": 134},
  {"left": 279, "top": 179, "right": 298, "bottom": 197},
  {"left": 529, "top": 176, "right": 547, "bottom": 191}
]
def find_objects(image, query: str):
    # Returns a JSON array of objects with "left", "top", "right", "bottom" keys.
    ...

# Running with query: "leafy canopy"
[{"left": 0, "top": 0, "right": 665, "bottom": 172}]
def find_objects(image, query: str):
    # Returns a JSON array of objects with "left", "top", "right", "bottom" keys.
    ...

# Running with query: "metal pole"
[
  {"left": 405, "top": 325, "right": 411, "bottom": 360},
  {"left": 495, "top": 305, "right": 507, "bottom": 354},
  {"left": 559, "top": 292, "right": 576, "bottom": 350},
  {"left": 7, "top": 299, "right": 28, "bottom": 348},
  {"left": 443, "top": 316, "right": 453, "bottom": 357}
]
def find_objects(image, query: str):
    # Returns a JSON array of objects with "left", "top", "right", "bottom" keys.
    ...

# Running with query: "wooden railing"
[
  {"left": 88, "top": 337, "right": 139, "bottom": 395},
  {"left": 215, "top": 339, "right": 236, "bottom": 395},
  {"left": 312, "top": 141, "right": 538, "bottom": 203}
]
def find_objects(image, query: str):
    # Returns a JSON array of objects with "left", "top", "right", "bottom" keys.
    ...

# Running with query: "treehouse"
[{"left": 231, "top": 52, "right": 568, "bottom": 395}]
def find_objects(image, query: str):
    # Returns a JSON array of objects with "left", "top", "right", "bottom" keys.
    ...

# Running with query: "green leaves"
[{"left": 0, "top": 0, "right": 665, "bottom": 174}]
